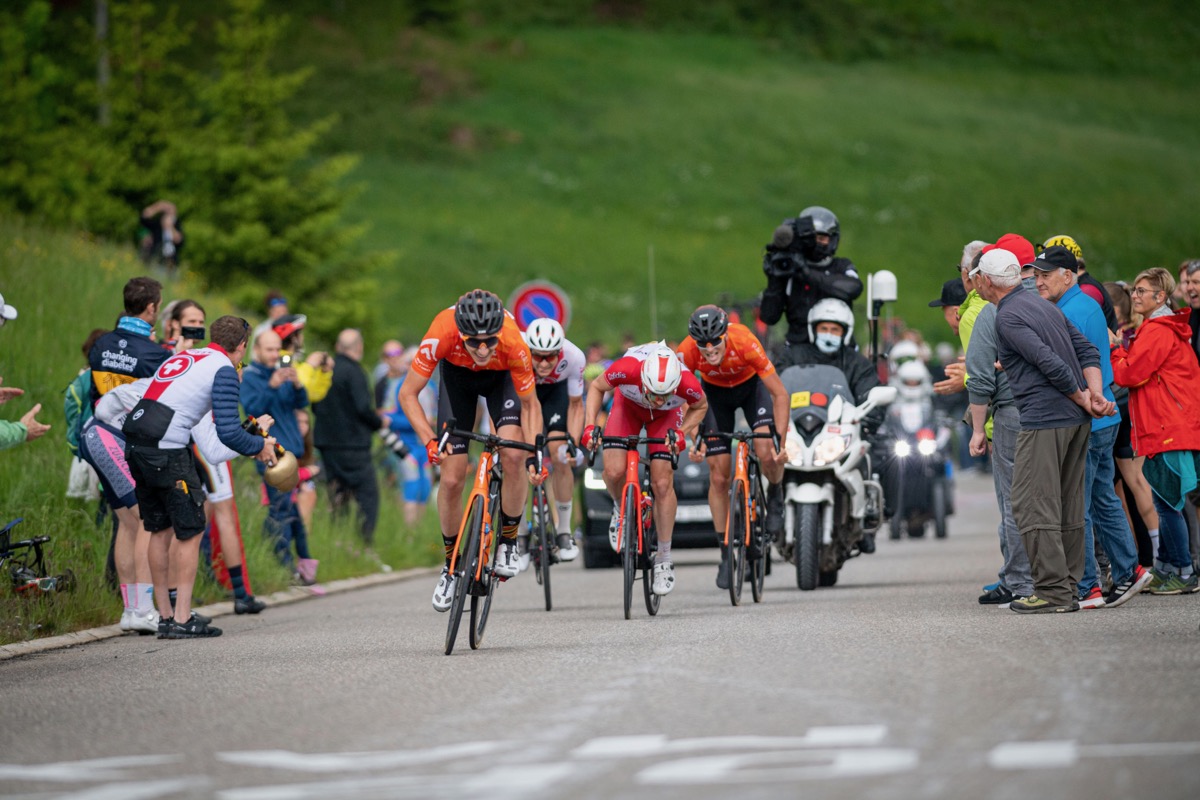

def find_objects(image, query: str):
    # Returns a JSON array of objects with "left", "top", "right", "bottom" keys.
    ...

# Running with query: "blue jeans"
[
  {"left": 1151, "top": 491, "right": 1193, "bottom": 571},
  {"left": 258, "top": 467, "right": 310, "bottom": 566},
  {"left": 1083, "top": 425, "right": 1139, "bottom": 588}
]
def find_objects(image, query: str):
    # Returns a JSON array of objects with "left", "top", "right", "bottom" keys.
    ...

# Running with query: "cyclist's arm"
[
  {"left": 584, "top": 374, "right": 613, "bottom": 431},
  {"left": 567, "top": 394, "right": 584, "bottom": 444},
  {"left": 760, "top": 370, "right": 790, "bottom": 443},
  {"left": 680, "top": 394, "right": 708, "bottom": 443},
  {"left": 399, "top": 370, "right": 435, "bottom": 445},
  {"left": 518, "top": 389, "right": 543, "bottom": 448}
]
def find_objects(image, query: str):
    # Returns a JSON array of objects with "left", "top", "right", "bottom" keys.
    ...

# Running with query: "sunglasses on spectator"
[
  {"left": 463, "top": 336, "right": 499, "bottom": 350},
  {"left": 696, "top": 335, "right": 724, "bottom": 348},
  {"left": 531, "top": 350, "right": 560, "bottom": 363}
]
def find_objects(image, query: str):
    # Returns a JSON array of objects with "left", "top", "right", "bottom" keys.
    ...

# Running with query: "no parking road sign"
[{"left": 509, "top": 280, "right": 572, "bottom": 331}]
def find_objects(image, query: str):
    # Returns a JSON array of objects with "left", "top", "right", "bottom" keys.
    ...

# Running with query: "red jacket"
[{"left": 1111, "top": 308, "right": 1200, "bottom": 457}]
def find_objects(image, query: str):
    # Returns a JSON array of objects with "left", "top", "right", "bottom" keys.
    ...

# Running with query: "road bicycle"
[
  {"left": 588, "top": 431, "right": 679, "bottom": 620},
  {"left": 701, "top": 428, "right": 778, "bottom": 605},
  {"left": 0, "top": 517, "right": 75, "bottom": 597},
  {"left": 527, "top": 433, "right": 575, "bottom": 612},
  {"left": 438, "top": 421, "right": 543, "bottom": 655}
]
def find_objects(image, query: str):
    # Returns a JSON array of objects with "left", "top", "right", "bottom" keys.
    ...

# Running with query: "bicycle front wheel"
[
  {"left": 536, "top": 488, "right": 553, "bottom": 611},
  {"left": 445, "top": 496, "right": 483, "bottom": 655},
  {"left": 469, "top": 572, "right": 497, "bottom": 649},
  {"left": 749, "top": 481, "right": 767, "bottom": 603},
  {"left": 622, "top": 486, "right": 638, "bottom": 620},
  {"left": 728, "top": 481, "right": 747, "bottom": 607},
  {"left": 643, "top": 515, "right": 660, "bottom": 616}
]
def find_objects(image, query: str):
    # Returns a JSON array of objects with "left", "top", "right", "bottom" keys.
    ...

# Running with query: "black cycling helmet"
[
  {"left": 798, "top": 205, "right": 840, "bottom": 261},
  {"left": 454, "top": 289, "right": 505, "bottom": 336},
  {"left": 688, "top": 304, "right": 728, "bottom": 343}
]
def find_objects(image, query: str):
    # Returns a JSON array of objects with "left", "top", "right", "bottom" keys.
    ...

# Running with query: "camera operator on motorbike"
[
  {"left": 760, "top": 206, "right": 864, "bottom": 368},
  {"left": 786, "top": 299, "right": 886, "bottom": 551},
  {"left": 677, "top": 305, "right": 789, "bottom": 590},
  {"left": 582, "top": 344, "right": 708, "bottom": 595}
]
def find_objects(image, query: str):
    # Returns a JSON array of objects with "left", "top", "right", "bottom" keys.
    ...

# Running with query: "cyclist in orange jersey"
[
  {"left": 678, "top": 305, "right": 789, "bottom": 589},
  {"left": 399, "top": 290, "right": 546, "bottom": 611}
]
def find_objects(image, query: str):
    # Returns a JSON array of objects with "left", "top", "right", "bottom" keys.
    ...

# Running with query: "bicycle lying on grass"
[{"left": 1, "top": 518, "right": 75, "bottom": 597}]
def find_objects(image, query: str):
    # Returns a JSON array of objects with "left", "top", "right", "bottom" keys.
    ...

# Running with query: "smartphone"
[
  {"left": 279, "top": 353, "right": 293, "bottom": 368},
  {"left": 181, "top": 325, "right": 205, "bottom": 340}
]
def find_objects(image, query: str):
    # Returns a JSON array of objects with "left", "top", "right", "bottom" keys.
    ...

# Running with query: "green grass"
[
  {"left": 267, "top": 21, "right": 1200, "bottom": 347},
  {"left": 0, "top": 218, "right": 441, "bottom": 645}
]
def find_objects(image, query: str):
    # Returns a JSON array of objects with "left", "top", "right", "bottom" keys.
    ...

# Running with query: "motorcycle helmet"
[
  {"left": 798, "top": 205, "right": 840, "bottom": 261},
  {"left": 454, "top": 289, "right": 505, "bottom": 337},
  {"left": 807, "top": 298, "right": 855, "bottom": 345},
  {"left": 640, "top": 345, "right": 682, "bottom": 396},
  {"left": 524, "top": 317, "right": 564, "bottom": 353},
  {"left": 687, "top": 305, "right": 728, "bottom": 344},
  {"left": 894, "top": 359, "right": 932, "bottom": 401},
  {"left": 888, "top": 340, "right": 921, "bottom": 378}
]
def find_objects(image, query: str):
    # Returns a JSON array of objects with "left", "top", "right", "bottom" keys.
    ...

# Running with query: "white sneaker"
[
  {"left": 127, "top": 608, "right": 160, "bottom": 634},
  {"left": 652, "top": 562, "right": 675, "bottom": 596},
  {"left": 494, "top": 540, "right": 520, "bottom": 578},
  {"left": 608, "top": 501, "right": 621, "bottom": 552},
  {"left": 557, "top": 533, "right": 579, "bottom": 562},
  {"left": 432, "top": 567, "right": 456, "bottom": 612},
  {"left": 517, "top": 534, "right": 531, "bottom": 573}
]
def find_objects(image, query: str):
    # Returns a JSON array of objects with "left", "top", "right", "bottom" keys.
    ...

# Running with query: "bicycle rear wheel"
[
  {"left": 445, "top": 496, "right": 483, "bottom": 655},
  {"left": 535, "top": 487, "right": 553, "bottom": 611},
  {"left": 622, "top": 486, "right": 638, "bottom": 620},
  {"left": 728, "top": 481, "right": 746, "bottom": 607}
]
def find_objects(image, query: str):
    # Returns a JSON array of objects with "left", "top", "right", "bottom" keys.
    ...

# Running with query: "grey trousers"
[
  {"left": 990, "top": 405, "right": 1033, "bottom": 596},
  {"left": 1011, "top": 423, "right": 1090, "bottom": 606}
]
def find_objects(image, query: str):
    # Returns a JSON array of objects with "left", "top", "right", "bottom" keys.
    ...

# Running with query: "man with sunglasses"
[
  {"left": 401, "top": 289, "right": 546, "bottom": 611},
  {"left": 521, "top": 317, "right": 586, "bottom": 563},
  {"left": 677, "top": 305, "right": 789, "bottom": 589},
  {"left": 582, "top": 342, "right": 708, "bottom": 595}
]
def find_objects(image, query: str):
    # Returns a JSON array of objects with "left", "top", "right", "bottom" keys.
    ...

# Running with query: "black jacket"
[
  {"left": 314, "top": 354, "right": 380, "bottom": 450},
  {"left": 760, "top": 256, "right": 863, "bottom": 345},
  {"left": 788, "top": 342, "right": 884, "bottom": 435}
]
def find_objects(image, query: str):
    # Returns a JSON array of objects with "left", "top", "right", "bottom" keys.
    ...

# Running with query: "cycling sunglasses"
[
  {"left": 463, "top": 335, "right": 499, "bottom": 350},
  {"left": 531, "top": 350, "right": 561, "bottom": 363},
  {"left": 695, "top": 335, "right": 724, "bottom": 348}
]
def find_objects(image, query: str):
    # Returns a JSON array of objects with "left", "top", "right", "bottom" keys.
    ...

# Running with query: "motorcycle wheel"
[
  {"left": 795, "top": 503, "right": 820, "bottom": 591},
  {"left": 889, "top": 510, "right": 904, "bottom": 541},
  {"left": 933, "top": 479, "right": 949, "bottom": 539}
]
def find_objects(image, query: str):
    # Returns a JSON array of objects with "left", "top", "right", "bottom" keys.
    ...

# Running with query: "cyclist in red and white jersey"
[
  {"left": 399, "top": 290, "right": 546, "bottom": 611},
  {"left": 522, "top": 317, "right": 586, "bottom": 563},
  {"left": 582, "top": 342, "right": 708, "bottom": 595}
]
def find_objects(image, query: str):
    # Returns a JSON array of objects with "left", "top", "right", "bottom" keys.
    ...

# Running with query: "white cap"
[
  {"left": 969, "top": 248, "right": 1020, "bottom": 280},
  {"left": 0, "top": 292, "right": 16, "bottom": 326}
]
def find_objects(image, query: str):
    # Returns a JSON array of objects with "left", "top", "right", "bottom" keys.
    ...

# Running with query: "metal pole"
[{"left": 648, "top": 244, "right": 657, "bottom": 340}]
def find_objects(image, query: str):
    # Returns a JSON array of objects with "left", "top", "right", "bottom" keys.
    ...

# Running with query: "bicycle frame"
[{"left": 449, "top": 447, "right": 500, "bottom": 582}]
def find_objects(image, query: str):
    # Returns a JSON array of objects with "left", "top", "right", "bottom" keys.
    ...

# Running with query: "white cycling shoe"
[
  {"left": 652, "top": 562, "right": 675, "bottom": 596},
  {"left": 493, "top": 541, "right": 520, "bottom": 578},
  {"left": 432, "top": 567, "right": 456, "bottom": 612},
  {"left": 608, "top": 501, "right": 621, "bottom": 552}
]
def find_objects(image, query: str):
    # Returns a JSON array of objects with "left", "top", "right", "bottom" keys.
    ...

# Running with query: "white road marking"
[
  {"left": 218, "top": 764, "right": 573, "bottom": 800},
  {"left": 572, "top": 726, "right": 887, "bottom": 759},
  {"left": 0, "top": 755, "right": 181, "bottom": 782},
  {"left": 572, "top": 735, "right": 668, "bottom": 759},
  {"left": 56, "top": 778, "right": 201, "bottom": 800},
  {"left": 217, "top": 741, "right": 502, "bottom": 772},
  {"left": 637, "top": 748, "right": 920, "bottom": 784},
  {"left": 990, "top": 740, "right": 1200, "bottom": 770}
]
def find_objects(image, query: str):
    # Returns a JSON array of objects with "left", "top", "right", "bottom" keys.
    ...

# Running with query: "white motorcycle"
[{"left": 777, "top": 364, "right": 896, "bottom": 590}]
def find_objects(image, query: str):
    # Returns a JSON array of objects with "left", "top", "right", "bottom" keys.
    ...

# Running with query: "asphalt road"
[{"left": 3, "top": 471, "right": 1199, "bottom": 799}]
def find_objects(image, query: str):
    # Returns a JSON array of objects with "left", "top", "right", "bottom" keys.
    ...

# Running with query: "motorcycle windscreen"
[{"left": 778, "top": 364, "right": 856, "bottom": 435}]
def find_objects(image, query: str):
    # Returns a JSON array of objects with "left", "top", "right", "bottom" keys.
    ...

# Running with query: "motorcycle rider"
[
  {"left": 786, "top": 299, "right": 885, "bottom": 551},
  {"left": 760, "top": 206, "right": 863, "bottom": 367}
]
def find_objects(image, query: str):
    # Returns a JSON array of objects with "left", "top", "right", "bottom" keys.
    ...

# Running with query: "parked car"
[{"left": 579, "top": 454, "right": 718, "bottom": 568}]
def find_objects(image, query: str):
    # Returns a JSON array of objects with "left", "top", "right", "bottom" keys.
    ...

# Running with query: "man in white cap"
[{"left": 0, "top": 292, "right": 51, "bottom": 450}]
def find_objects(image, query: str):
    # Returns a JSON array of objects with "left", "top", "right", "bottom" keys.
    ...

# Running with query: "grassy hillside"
[{"left": 278, "top": 21, "right": 1200, "bottom": 347}]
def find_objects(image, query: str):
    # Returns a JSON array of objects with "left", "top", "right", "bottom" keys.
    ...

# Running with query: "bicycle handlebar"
[
  {"left": 585, "top": 432, "right": 680, "bottom": 471},
  {"left": 437, "top": 419, "right": 546, "bottom": 472},
  {"left": 697, "top": 425, "right": 781, "bottom": 453}
]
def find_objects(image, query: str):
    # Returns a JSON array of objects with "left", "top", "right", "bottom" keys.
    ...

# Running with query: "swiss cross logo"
[{"left": 157, "top": 354, "right": 194, "bottom": 381}]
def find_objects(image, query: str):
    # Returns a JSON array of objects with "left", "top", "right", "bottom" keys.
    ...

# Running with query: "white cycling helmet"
[
  {"left": 807, "top": 298, "right": 855, "bottom": 345},
  {"left": 640, "top": 345, "right": 682, "bottom": 395},
  {"left": 524, "top": 317, "right": 564, "bottom": 352},
  {"left": 894, "top": 359, "right": 932, "bottom": 401}
]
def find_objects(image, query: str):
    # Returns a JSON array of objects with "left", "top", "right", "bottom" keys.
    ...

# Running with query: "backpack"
[{"left": 64, "top": 370, "right": 93, "bottom": 457}]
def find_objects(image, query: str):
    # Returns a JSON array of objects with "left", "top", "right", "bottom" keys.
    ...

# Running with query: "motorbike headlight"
[
  {"left": 893, "top": 440, "right": 912, "bottom": 458},
  {"left": 917, "top": 439, "right": 938, "bottom": 456},
  {"left": 785, "top": 432, "right": 805, "bottom": 465},
  {"left": 814, "top": 435, "right": 847, "bottom": 465}
]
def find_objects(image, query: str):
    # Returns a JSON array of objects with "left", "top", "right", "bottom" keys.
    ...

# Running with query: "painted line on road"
[
  {"left": 217, "top": 741, "right": 503, "bottom": 773},
  {"left": 637, "top": 748, "right": 920, "bottom": 784},
  {"left": 0, "top": 754, "right": 182, "bottom": 782},
  {"left": 572, "top": 725, "right": 888, "bottom": 759},
  {"left": 989, "top": 740, "right": 1200, "bottom": 770}
]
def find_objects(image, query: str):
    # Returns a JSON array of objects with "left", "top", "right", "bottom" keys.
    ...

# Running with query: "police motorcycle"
[
  {"left": 879, "top": 359, "right": 955, "bottom": 540},
  {"left": 777, "top": 364, "right": 896, "bottom": 590}
]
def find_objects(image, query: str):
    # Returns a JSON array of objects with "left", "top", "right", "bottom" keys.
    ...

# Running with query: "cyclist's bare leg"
[
  {"left": 707, "top": 453, "right": 732, "bottom": 539},
  {"left": 753, "top": 426, "right": 784, "bottom": 485},
  {"left": 550, "top": 460, "right": 574, "bottom": 522},
  {"left": 601, "top": 447, "right": 626, "bottom": 504},
  {"left": 650, "top": 458, "right": 677, "bottom": 548},
  {"left": 437, "top": 453, "right": 470, "bottom": 555},
  {"left": 497, "top": 424, "right": 530, "bottom": 520}
]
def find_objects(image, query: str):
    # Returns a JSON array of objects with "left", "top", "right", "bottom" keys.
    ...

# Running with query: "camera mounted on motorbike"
[{"left": 762, "top": 215, "right": 818, "bottom": 277}]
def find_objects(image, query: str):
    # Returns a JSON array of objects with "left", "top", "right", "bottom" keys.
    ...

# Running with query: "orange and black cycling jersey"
[
  {"left": 410, "top": 307, "right": 536, "bottom": 396},
  {"left": 677, "top": 322, "right": 775, "bottom": 389}
]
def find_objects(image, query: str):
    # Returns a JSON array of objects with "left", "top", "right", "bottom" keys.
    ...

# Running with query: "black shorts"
[
  {"left": 438, "top": 361, "right": 523, "bottom": 455},
  {"left": 125, "top": 443, "right": 207, "bottom": 540},
  {"left": 1114, "top": 401, "right": 1135, "bottom": 460},
  {"left": 536, "top": 380, "right": 569, "bottom": 433},
  {"left": 701, "top": 377, "right": 773, "bottom": 457}
]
